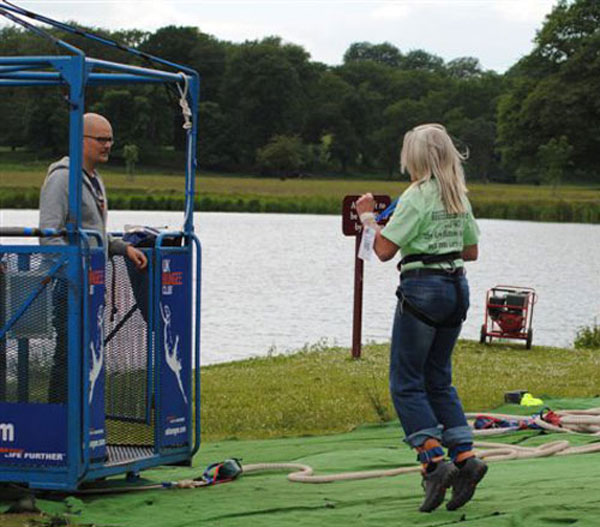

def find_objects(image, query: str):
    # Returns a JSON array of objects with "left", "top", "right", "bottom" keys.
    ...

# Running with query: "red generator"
[{"left": 480, "top": 285, "right": 537, "bottom": 349}]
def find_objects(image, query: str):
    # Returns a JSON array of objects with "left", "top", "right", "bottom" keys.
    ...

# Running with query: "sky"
[{"left": 0, "top": 0, "right": 558, "bottom": 72}]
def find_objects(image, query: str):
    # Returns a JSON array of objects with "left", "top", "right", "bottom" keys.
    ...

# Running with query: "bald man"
[
  {"left": 39, "top": 113, "right": 146, "bottom": 403},
  {"left": 39, "top": 113, "right": 146, "bottom": 268}
]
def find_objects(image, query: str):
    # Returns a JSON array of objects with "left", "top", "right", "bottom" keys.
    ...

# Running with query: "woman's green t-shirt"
[{"left": 381, "top": 178, "right": 480, "bottom": 271}]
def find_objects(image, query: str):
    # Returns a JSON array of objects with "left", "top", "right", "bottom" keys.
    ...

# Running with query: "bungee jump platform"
[{"left": 0, "top": 3, "right": 201, "bottom": 490}]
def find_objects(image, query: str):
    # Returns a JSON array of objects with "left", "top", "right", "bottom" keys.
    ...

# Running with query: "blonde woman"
[{"left": 356, "top": 124, "right": 486, "bottom": 513}]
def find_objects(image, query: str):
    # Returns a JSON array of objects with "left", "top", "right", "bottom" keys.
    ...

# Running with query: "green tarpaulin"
[{"left": 2, "top": 398, "right": 600, "bottom": 526}]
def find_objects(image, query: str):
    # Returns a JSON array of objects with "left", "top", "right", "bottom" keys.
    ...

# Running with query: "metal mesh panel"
[
  {"left": 0, "top": 252, "right": 68, "bottom": 405},
  {"left": 106, "top": 445, "right": 154, "bottom": 467},
  {"left": 104, "top": 253, "right": 153, "bottom": 447}
]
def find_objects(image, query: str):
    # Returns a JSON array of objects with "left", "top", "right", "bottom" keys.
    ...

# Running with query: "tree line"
[{"left": 0, "top": 0, "right": 598, "bottom": 184}]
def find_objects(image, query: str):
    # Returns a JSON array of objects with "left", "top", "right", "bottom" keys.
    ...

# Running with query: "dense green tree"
[
  {"left": 448, "top": 116, "right": 497, "bottom": 181},
  {"left": 140, "top": 26, "right": 227, "bottom": 102},
  {"left": 123, "top": 143, "right": 139, "bottom": 180},
  {"left": 343, "top": 42, "right": 403, "bottom": 67},
  {"left": 0, "top": 88, "right": 29, "bottom": 149},
  {"left": 498, "top": 0, "right": 600, "bottom": 182},
  {"left": 402, "top": 49, "right": 445, "bottom": 73},
  {"left": 25, "top": 90, "right": 70, "bottom": 155},
  {"left": 374, "top": 99, "right": 430, "bottom": 177},
  {"left": 197, "top": 101, "right": 236, "bottom": 168},
  {"left": 219, "top": 37, "right": 311, "bottom": 167},
  {"left": 537, "top": 135, "right": 573, "bottom": 190},
  {"left": 256, "top": 134, "right": 304, "bottom": 177},
  {"left": 446, "top": 57, "right": 483, "bottom": 79},
  {"left": 3, "top": 12, "right": 592, "bottom": 183}
]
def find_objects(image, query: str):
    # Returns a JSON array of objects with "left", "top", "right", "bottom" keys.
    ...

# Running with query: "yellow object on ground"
[{"left": 520, "top": 393, "right": 544, "bottom": 406}]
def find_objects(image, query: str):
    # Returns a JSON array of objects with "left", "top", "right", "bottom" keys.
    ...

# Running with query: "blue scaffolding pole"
[{"left": 0, "top": 2, "right": 202, "bottom": 490}]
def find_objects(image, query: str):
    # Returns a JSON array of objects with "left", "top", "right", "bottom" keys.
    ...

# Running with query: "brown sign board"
[{"left": 342, "top": 195, "right": 392, "bottom": 236}]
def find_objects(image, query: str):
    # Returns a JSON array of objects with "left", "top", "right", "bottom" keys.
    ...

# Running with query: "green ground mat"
[{"left": 2, "top": 397, "right": 600, "bottom": 527}]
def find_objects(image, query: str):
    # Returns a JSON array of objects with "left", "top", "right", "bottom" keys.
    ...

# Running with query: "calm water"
[{"left": 1, "top": 209, "right": 599, "bottom": 364}]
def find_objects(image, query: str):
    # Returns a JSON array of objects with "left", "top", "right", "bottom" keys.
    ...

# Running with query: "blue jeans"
[{"left": 389, "top": 272, "right": 472, "bottom": 449}]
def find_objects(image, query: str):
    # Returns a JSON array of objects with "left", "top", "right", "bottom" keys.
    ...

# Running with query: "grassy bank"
[
  {"left": 200, "top": 340, "right": 600, "bottom": 442},
  {"left": 1, "top": 165, "right": 599, "bottom": 222}
]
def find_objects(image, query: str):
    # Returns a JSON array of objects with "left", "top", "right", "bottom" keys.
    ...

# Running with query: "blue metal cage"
[{"left": 0, "top": 2, "right": 201, "bottom": 490}]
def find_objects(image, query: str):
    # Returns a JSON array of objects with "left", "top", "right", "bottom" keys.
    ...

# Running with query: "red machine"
[{"left": 480, "top": 285, "right": 537, "bottom": 349}]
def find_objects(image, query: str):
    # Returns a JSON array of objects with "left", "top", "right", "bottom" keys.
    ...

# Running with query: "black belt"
[
  {"left": 397, "top": 251, "right": 462, "bottom": 273},
  {"left": 401, "top": 267, "right": 465, "bottom": 280},
  {"left": 397, "top": 267, "right": 466, "bottom": 328}
]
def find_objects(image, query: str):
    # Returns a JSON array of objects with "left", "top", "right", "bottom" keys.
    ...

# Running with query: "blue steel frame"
[{"left": 0, "top": 3, "right": 202, "bottom": 490}]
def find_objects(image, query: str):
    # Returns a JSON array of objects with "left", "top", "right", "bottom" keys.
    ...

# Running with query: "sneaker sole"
[
  {"left": 419, "top": 466, "right": 458, "bottom": 513},
  {"left": 446, "top": 463, "right": 488, "bottom": 511}
]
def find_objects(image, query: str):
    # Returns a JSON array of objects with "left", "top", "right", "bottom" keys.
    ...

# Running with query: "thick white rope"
[
  {"left": 241, "top": 408, "right": 600, "bottom": 484},
  {"left": 177, "top": 72, "right": 192, "bottom": 130},
  {"left": 72, "top": 409, "right": 600, "bottom": 494}
]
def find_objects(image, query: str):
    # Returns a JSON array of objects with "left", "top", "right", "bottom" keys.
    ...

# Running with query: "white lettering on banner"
[
  {"left": 0, "top": 423, "right": 15, "bottom": 442},
  {"left": 165, "top": 426, "right": 187, "bottom": 437},
  {"left": 89, "top": 439, "right": 106, "bottom": 449},
  {"left": 162, "top": 259, "right": 173, "bottom": 295},
  {"left": 23, "top": 452, "right": 65, "bottom": 461}
]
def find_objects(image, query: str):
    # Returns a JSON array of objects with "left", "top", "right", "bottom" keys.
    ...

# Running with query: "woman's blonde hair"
[{"left": 400, "top": 123, "right": 468, "bottom": 214}]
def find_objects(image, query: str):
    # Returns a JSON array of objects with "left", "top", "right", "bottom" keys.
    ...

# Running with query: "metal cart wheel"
[
  {"left": 480, "top": 324, "right": 487, "bottom": 344},
  {"left": 526, "top": 329, "right": 533, "bottom": 349}
]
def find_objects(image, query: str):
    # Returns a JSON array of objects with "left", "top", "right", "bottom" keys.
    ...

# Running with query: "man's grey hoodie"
[{"left": 39, "top": 156, "right": 129, "bottom": 256}]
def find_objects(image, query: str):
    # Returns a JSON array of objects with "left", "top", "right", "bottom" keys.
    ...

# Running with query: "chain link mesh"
[
  {"left": 104, "top": 253, "right": 153, "bottom": 447},
  {"left": 0, "top": 251, "right": 67, "bottom": 405},
  {"left": 1, "top": 249, "right": 157, "bottom": 454}
]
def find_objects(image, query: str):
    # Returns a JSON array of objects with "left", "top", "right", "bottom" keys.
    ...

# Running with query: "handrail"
[
  {"left": 0, "top": 226, "right": 67, "bottom": 237},
  {"left": 0, "top": 227, "right": 104, "bottom": 247}
]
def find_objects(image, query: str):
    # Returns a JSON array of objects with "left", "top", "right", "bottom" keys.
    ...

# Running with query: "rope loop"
[{"left": 177, "top": 72, "right": 193, "bottom": 130}]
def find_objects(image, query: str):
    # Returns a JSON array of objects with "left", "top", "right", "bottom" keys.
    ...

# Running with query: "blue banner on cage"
[
  {"left": 87, "top": 251, "right": 106, "bottom": 460},
  {"left": 158, "top": 253, "right": 191, "bottom": 448},
  {"left": 0, "top": 402, "right": 67, "bottom": 466}
]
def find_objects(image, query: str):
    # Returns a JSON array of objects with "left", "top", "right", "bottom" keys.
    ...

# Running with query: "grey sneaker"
[
  {"left": 419, "top": 461, "right": 458, "bottom": 513},
  {"left": 446, "top": 457, "right": 488, "bottom": 511}
]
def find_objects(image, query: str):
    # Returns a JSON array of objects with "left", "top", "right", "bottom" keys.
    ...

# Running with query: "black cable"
[
  {"left": 2, "top": 1, "right": 185, "bottom": 107},
  {"left": 0, "top": 7, "right": 62, "bottom": 48},
  {"left": 2, "top": 1, "right": 193, "bottom": 75}
]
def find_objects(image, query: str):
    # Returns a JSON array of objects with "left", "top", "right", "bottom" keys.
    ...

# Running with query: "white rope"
[
  {"left": 177, "top": 72, "right": 192, "bottom": 130},
  {"left": 73, "top": 409, "right": 600, "bottom": 493},
  {"left": 240, "top": 408, "right": 600, "bottom": 484}
]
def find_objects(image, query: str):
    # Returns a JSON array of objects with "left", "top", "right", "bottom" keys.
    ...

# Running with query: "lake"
[{"left": 1, "top": 209, "right": 599, "bottom": 364}]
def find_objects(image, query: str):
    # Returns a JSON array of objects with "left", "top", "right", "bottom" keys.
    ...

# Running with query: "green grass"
[
  {"left": 1, "top": 163, "right": 599, "bottom": 221},
  {"left": 1, "top": 165, "right": 599, "bottom": 200},
  {"left": 200, "top": 340, "right": 600, "bottom": 442}
]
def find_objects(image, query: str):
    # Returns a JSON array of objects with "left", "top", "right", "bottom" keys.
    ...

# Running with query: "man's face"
[{"left": 83, "top": 119, "right": 113, "bottom": 167}]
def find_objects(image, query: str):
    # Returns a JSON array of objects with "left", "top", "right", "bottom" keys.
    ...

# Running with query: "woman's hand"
[{"left": 356, "top": 193, "right": 375, "bottom": 216}]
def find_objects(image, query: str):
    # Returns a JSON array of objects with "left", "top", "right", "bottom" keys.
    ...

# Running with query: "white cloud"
[
  {"left": 491, "top": 0, "right": 556, "bottom": 23},
  {"left": 89, "top": 1, "right": 184, "bottom": 30},
  {"left": 0, "top": 0, "right": 558, "bottom": 71},
  {"left": 370, "top": 3, "right": 412, "bottom": 20}
]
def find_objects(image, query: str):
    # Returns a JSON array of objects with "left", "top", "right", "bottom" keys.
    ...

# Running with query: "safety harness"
[
  {"left": 397, "top": 250, "right": 462, "bottom": 271},
  {"left": 396, "top": 251, "right": 466, "bottom": 329},
  {"left": 201, "top": 458, "right": 244, "bottom": 486}
]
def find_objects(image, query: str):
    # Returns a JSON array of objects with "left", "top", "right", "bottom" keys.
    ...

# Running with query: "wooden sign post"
[{"left": 342, "top": 195, "right": 391, "bottom": 359}]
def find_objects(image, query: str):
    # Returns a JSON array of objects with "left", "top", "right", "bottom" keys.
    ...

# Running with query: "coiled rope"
[
  {"left": 241, "top": 408, "right": 600, "bottom": 484},
  {"left": 68, "top": 408, "right": 600, "bottom": 494}
]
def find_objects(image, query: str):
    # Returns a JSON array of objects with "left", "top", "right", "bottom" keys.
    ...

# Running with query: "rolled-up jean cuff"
[
  {"left": 404, "top": 426, "right": 443, "bottom": 448},
  {"left": 442, "top": 425, "right": 473, "bottom": 448}
]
